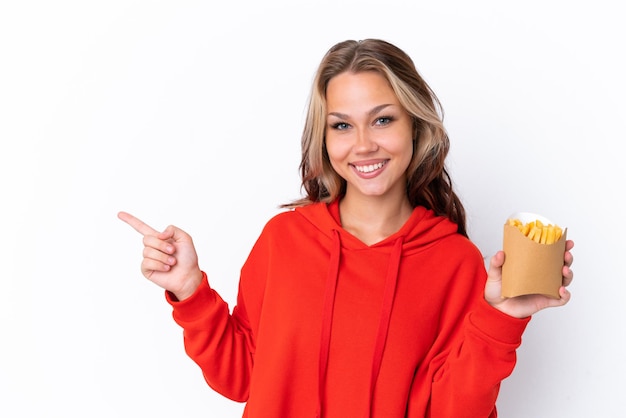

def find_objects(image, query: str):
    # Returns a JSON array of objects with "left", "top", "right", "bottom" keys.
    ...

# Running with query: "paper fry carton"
[{"left": 501, "top": 212, "right": 567, "bottom": 299}]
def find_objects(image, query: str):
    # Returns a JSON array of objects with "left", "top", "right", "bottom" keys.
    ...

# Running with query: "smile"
[{"left": 354, "top": 161, "right": 387, "bottom": 173}]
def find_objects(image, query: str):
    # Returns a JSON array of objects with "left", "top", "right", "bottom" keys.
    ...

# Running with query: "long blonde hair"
[{"left": 284, "top": 39, "right": 467, "bottom": 237}]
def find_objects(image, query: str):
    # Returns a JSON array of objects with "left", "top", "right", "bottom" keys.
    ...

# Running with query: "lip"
[{"left": 350, "top": 159, "right": 389, "bottom": 178}]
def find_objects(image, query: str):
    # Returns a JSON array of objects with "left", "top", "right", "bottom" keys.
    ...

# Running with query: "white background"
[{"left": 1, "top": 1, "right": 624, "bottom": 417}]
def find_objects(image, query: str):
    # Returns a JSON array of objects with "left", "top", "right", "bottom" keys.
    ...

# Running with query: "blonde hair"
[{"left": 284, "top": 39, "right": 467, "bottom": 236}]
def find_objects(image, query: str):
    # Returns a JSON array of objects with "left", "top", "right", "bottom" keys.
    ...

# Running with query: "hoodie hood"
[
  {"left": 295, "top": 199, "right": 459, "bottom": 253},
  {"left": 294, "top": 199, "right": 459, "bottom": 418}
]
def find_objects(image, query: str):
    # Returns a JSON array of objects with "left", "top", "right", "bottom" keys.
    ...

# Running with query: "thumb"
[
  {"left": 484, "top": 251, "right": 505, "bottom": 304},
  {"left": 487, "top": 251, "right": 505, "bottom": 283},
  {"left": 158, "top": 224, "right": 192, "bottom": 243}
]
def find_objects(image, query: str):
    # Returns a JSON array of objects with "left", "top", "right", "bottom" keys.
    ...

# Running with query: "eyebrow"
[{"left": 327, "top": 103, "right": 394, "bottom": 119}]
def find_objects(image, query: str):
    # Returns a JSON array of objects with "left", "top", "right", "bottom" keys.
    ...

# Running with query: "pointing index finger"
[{"left": 117, "top": 211, "right": 159, "bottom": 236}]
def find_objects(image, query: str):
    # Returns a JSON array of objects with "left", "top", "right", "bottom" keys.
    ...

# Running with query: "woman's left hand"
[{"left": 484, "top": 240, "right": 575, "bottom": 318}]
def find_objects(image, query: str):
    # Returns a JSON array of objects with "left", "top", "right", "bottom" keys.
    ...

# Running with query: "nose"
[{"left": 354, "top": 128, "right": 378, "bottom": 153}]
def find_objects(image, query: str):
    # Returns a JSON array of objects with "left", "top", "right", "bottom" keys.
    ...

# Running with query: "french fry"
[
  {"left": 546, "top": 225, "right": 556, "bottom": 244},
  {"left": 539, "top": 225, "right": 552, "bottom": 244},
  {"left": 507, "top": 218, "right": 521, "bottom": 228},
  {"left": 530, "top": 226, "right": 542, "bottom": 243},
  {"left": 506, "top": 217, "right": 563, "bottom": 245},
  {"left": 520, "top": 222, "right": 531, "bottom": 236},
  {"left": 555, "top": 227, "right": 562, "bottom": 242}
]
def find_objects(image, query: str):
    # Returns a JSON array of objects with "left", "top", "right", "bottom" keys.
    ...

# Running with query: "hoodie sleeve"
[
  {"left": 428, "top": 300, "right": 529, "bottom": 417},
  {"left": 165, "top": 272, "right": 255, "bottom": 402},
  {"left": 409, "top": 240, "right": 530, "bottom": 418}
]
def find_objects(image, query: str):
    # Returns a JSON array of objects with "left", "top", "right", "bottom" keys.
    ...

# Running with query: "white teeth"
[{"left": 355, "top": 161, "right": 385, "bottom": 173}]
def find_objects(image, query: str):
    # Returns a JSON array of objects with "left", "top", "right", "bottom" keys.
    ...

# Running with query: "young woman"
[{"left": 119, "top": 39, "right": 574, "bottom": 417}]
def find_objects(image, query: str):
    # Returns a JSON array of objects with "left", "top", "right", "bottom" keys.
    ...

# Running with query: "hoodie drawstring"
[
  {"left": 368, "top": 236, "right": 403, "bottom": 416},
  {"left": 317, "top": 231, "right": 404, "bottom": 418},
  {"left": 317, "top": 229, "right": 342, "bottom": 418}
]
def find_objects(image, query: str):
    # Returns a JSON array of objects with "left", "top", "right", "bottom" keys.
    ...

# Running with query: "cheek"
[
  {"left": 325, "top": 141, "right": 353, "bottom": 180},
  {"left": 394, "top": 138, "right": 414, "bottom": 171},
  {"left": 325, "top": 138, "right": 349, "bottom": 164},
  {"left": 404, "top": 139, "right": 415, "bottom": 160},
  {"left": 382, "top": 134, "right": 413, "bottom": 155}
]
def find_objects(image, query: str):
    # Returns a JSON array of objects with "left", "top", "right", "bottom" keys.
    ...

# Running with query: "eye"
[
  {"left": 374, "top": 116, "right": 394, "bottom": 126},
  {"left": 330, "top": 122, "right": 351, "bottom": 130}
]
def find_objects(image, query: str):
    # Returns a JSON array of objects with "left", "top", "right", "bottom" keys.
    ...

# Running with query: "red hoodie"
[{"left": 166, "top": 200, "right": 530, "bottom": 417}]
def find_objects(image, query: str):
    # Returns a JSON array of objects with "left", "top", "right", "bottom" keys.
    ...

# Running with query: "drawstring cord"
[
  {"left": 317, "top": 230, "right": 342, "bottom": 418},
  {"left": 368, "top": 236, "right": 404, "bottom": 416},
  {"left": 317, "top": 232, "right": 404, "bottom": 418}
]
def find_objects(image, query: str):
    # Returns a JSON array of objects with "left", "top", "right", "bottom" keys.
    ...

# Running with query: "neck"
[{"left": 339, "top": 193, "right": 413, "bottom": 245}]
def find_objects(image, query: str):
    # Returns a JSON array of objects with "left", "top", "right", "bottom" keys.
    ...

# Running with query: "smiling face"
[{"left": 325, "top": 71, "right": 414, "bottom": 204}]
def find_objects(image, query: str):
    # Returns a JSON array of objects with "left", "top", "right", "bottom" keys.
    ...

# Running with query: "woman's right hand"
[{"left": 118, "top": 211, "right": 203, "bottom": 301}]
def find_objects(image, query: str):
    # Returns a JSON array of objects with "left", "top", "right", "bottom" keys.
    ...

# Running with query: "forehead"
[{"left": 326, "top": 71, "right": 398, "bottom": 112}]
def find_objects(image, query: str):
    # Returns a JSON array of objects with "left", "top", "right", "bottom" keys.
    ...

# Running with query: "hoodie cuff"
[
  {"left": 467, "top": 298, "right": 531, "bottom": 345},
  {"left": 164, "top": 271, "right": 218, "bottom": 323}
]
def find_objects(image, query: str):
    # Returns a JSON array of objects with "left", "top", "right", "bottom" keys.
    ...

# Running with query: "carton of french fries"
[{"left": 501, "top": 212, "right": 567, "bottom": 299}]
